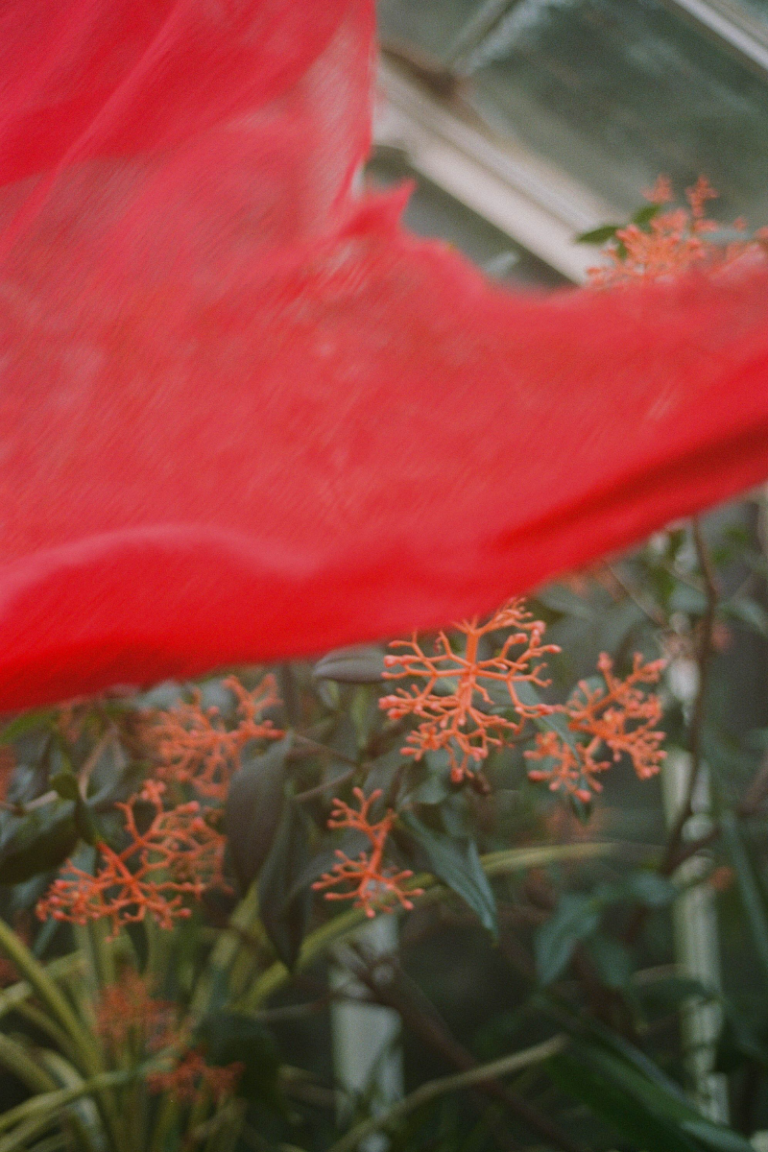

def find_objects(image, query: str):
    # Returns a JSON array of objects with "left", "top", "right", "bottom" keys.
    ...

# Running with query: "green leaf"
[
  {"left": 575, "top": 223, "right": 622, "bottom": 245},
  {"left": 535, "top": 893, "right": 600, "bottom": 985},
  {"left": 669, "top": 583, "right": 708, "bottom": 615},
  {"left": 681, "top": 1122, "right": 757, "bottom": 1151},
  {"left": 403, "top": 815, "right": 497, "bottom": 937},
  {"left": 0, "top": 807, "right": 78, "bottom": 885},
  {"left": 721, "top": 811, "right": 768, "bottom": 983},
  {"left": 625, "top": 870, "right": 677, "bottom": 908},
  {"left": 547, "top": 1052, "right": 700, "bottom": 1152},
  {"left": 584, "top": 933, "right": 632, "bottom": 990},
  {"left": 547, "top": 1029, "right": 753, "bottom": 1151},
  {"left": 225, "top": 737, "right": 290, "bottom": 894},
  {"left": 49, "top": 773, "right": 79, "bottom": 802},
  {"left": 632, "top": 202, "right": 662, "bottom": 228},
  {"left": 0, "top": 711, "right": 58, "bottom": 747},
  {"left": 547, "top": 1028, "right": 755, "bottom": 1152},
  {"left": 258, "top": 801, "right": 313, "bottom": 970},
  {"left": 721, "top": 597, "right": 768, "bottom": 638},
  {"left": 197, "top": 1011, "right": 283, "bottom": 1110},
  {"left": 314, "top": 646, "right": 387, "bottom": 684}
]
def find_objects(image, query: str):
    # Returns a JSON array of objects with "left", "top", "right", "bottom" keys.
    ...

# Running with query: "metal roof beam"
[
  {"left": 375, "top": 57, "right": 620, "bottom": 284},
  {"left": 660, "top": 0, "right": 768, "bottom": 79}
]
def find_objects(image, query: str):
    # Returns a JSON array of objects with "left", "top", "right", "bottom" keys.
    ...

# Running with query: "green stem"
[
  {"left": 0, "top": 1069, "right": 130, "bottom": 1152},
  {"left": 242, "top": 843, "right": 614, "bottom": 1009},
  {"left": 326, "top": 1036, "right": 567, "bottom": 1152}
]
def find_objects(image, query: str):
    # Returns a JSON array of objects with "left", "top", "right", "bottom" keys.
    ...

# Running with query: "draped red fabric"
[{"left": 0, "top": 0, "right": 767, "bottom": 711}]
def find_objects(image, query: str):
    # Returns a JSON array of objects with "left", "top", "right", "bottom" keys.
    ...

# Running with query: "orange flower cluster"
[
  {"left": 148, "top": 1048, "right": 243, "bottom": 1104},
  {"left": 380, "top": 601, "right": 559, "bottom": 783},
  {"left": 313, "top": 788, "right": 422, "bottom": 918},
  {"left": 36, "top": 780, "right": 225, "bottom": 935},
  {"left": 96, "top": 969, "right": 175, "bottom": 1055},
  {"left": 150, "top": 675, "right": 282, "bottom": 800},
  {"left": 588, "top": 176, "right": 764, "bottom": 286},
  {"left": 525, "top": 653, "right": 666, "bottom": 801},
  {"left": 97, "top": 971, "right": 242, "bottom": 1103}
]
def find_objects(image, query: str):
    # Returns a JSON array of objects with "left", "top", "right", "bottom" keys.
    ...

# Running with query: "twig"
[
  {"left": 604, "top": 564, "right": 667, "bottom": 628},
  {"left": 346, "top": 949, "right": 584, "bottom": 1152},
  {"left": 325, "top": 1036, "right": 567, "bottom": 1152},
  {"left": 293, "top": 768, "right": 357, "bottom": 804}
]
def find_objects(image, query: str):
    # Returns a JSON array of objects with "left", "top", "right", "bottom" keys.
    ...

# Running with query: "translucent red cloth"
[{"left": 0, "top": 0, "right": 767, "bottom": 710}]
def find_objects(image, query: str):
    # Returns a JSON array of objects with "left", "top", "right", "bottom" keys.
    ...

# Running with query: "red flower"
[{"left": 0, "top": 1, "right": 766, "bottom": 710}]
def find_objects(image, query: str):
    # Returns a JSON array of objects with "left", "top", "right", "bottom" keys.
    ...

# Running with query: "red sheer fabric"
[{"left": 0, "top": 0, "right": 767, "bottom": 709}]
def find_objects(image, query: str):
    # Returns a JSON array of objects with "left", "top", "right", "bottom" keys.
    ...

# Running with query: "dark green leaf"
[
  {"left": 258, "top": 800, "right": 313, "bottom": 969},
  {"left": 0, "top": 806, "right": 78, "bottom": 884},
  {"left": 584, "top": 933, "right": 633, "bottom": 990},
  {"left": 547, "top": 1052, "right": 700, "bottom": 1152},
  {"left": 721, "top": 811, "right": 768, "bottom": 983},
  {"left": 0, "top": 709, "right": 58, "bottom": 746},
  {"left": 314, "top": 646, "right": 387, "bottom": 684},
  {"left": 74, "top": 796, "right": 98, "bottom": 846},
  {"left": 626, "top": 870, "right": 677, "bottom": 908},
  {"left": 721, "top": 597, "right": 768, "bottom": 638},
  {"left": 197, "top": 1011, "right": 283, "bottom": 1110},
  {"left": 403, "top": 814, "right": 497, "bottom": 936},
  {"left": 535, "top": 893, "right": 600, "bottom": 985},
  {"left": 549, "top": 1025, "right": 754, "bottom": 1152},
  {"left": 632, "top": 202, "right": 662, "bottom": 228},
  {"left": 575, "top": 223, "right": 622, "bottom": 245},
  {"left": 50, "top": 772, "right": 80, "bottom": 802},
  {"left": 225, "top": 737, "right": 290, "bottom": 894}
]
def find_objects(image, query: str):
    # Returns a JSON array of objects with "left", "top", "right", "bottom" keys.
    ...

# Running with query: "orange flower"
[
  {"left": 96, "top": 970, "right": 242, "bottom": 1102},
  {"left": 380, "top": 601, "right": 559, "bottom": 783},
  {"left": 96, "top": 970, "right": 175, "bottom": 1055},
  {"left": 588, "top": 176, "right": 758, "bottom": 286},
  {"left": 526, "top": 653, "right": 666, "bottom": 800},
  {"left": 36, "top": 780, "right": 225, "bottom": 935},
  {"left": 147, "top": 1048, "right": 243, "bottom": 1104},
  {"left": 313, "top": 788, "right": 422, "bottom": 917},
  {"left": 150, "top": 675, "right": 282, "bottom": 800}
]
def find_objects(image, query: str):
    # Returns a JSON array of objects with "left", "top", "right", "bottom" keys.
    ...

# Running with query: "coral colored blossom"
[
  {"left": 525, "top": 653, "right": 666, "bottom": 800},
  {"left": 36, "top": 780, "right": 226, "bottom": 935},
  {"left": 380, "top": 601, "right": 559, "bottom": 783},
  {"left": 313, "top": 788, "right": 422, "bottom": 917},
  {"left": 147, "top": 1049, "right": 244, "bottom": 1104},
  {"left": 588, "top": 176, "right": 760, "bottom": 286},
  {"left": 149, "top": 675, "right": 282, "bottom": 800},
  {"left": 96, "top": 970, "right": 242, "bottom": 1101},
  {"left": 96, "top": 970, "right": 176, "bottom": 1055}
]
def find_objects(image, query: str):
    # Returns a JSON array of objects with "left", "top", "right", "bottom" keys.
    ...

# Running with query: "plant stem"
[
  {"left": 325, "top": 1036, "right": 566, "bottom": 1152},
  {"left": 662, "top": 517, "right": 719, "bottom": 876}
]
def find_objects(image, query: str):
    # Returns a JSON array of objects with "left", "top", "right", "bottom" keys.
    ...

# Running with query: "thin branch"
[
  {"left": 325, "top": 1036, "right": 567, "bottom": 1152},
  {"left": 346, "top": 949, "right": 584, "bottom": 1152},
  {"left": 293, "top": 767, "right": 357, "bottom": 803},
  {"left": 604, "top": 564, "right": 667, "bottom": 628}
]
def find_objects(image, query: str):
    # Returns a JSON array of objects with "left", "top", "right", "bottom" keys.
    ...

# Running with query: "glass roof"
[
  {"left": 378, "top": 0, "right": 768, "bottom": 225},
  {"left": 367, "top": 149, "right": 568, "bottom": 287}
]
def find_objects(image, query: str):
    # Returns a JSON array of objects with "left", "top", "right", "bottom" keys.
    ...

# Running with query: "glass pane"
[
  {"left": 367, "top": 148, "right": 567, "bottom": 287},
  {"left": 379, "top": 0, "right": 768, "bottom": 224}
]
